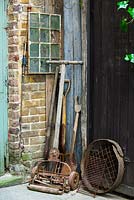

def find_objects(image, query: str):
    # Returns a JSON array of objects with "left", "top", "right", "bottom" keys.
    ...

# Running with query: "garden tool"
[{"left": 59, "top": 79, "right": 71, "bottom": 153}]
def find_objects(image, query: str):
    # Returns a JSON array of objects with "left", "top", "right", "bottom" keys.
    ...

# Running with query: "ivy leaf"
[
  {"left": 124, "top": 54, "right": 134, "bottom": 63},
  {"left": 117, "top": 0, "right": 129, "bottom": 10},
  {"left": 127, "top": 7, "right": 134, "bottom": 19},
  {"left": 120, "top": 18, "right": 128, "bottom": 32}
]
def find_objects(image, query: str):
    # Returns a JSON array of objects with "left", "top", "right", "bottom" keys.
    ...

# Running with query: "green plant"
[{"left": 117, "top": 0, "right": 134, "bottom": 63}]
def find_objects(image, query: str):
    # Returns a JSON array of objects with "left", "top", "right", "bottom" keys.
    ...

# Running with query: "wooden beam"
[{"left": 81, "top": 0, "right": 88, "bottom": 153}]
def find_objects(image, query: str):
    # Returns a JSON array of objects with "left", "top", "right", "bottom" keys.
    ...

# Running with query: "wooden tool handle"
[{"left": 70, "top": 112, "right": 79, "bottom": 157}]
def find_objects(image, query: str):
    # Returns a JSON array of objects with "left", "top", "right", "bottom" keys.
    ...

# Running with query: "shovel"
[{"left": 59, "top": 79, "right": 71, "bottom": 153}]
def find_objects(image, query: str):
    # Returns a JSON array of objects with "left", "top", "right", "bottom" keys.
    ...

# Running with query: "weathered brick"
[
  {"left": 11, "top": 121, "right": 20, "bottom": 127},
  {"left": 31, "top": 122, "right": 46, "bottom": 130},
  {"left": 8, "top": 22, "right": 18, "bottom": 29},
  {"left": 9, "top": 141, "right": 20, "bottom": 149},
  {"left": 29, "top": 107, "right": 46, "bottom": 115},
  {"left": 30, "top": 136, "right": 45, "bottom": 145},
  {"left": 29, "top": 107, "right": 37, "bottom": 115},
  {"left": 8, "top": 37, "right": 19, "bottom": 45},
  {"left": 8, "top": 134, "right": 19, "bottom": 142},
  {"left": 32, "top": 151, "right": 44, "bottom": 159},
  {"left": 10, "top": 111, "right": 20, "bottom": 120},
  {"left": 20, "top": 30, "right": 27, "bottom": 36},
  {"left": 21, "top": 22, "right": 28, "bottom": 29},
  {"left": 24, "top": 138, "right": 29, "bottom": 145},
  {"left": 22, "top": 83, "right": 38, "bottom": 91},
  {"left": 40, "top": 99, "right": 46, "bottom": 106},
  {"left": 8, "top": 13, "right": 19, "bottom": 21},
  {"left": 9, "top": 79, "right": 18, "bottom": 87},
  {"left": 9, "top": 87, "right": 19, "bottom": 95},
  {"left": 37, "top": 107, "right": 46, "bottom": 114},
  {"left": 8, "top": 103, "right": 19, "bottom": 110},
  {"left": 39, "top": 115, "right": 46, "bottom": 121},
  {"left": 22, "top": 93, "right": 31, "bottom": 100},
  {"left": 9, "top": 95, "right": 19, "bottom": 102},
  {"left": 9, "top": 127, "right": 19, "bottom": 135},
  {"left": 21, "top": 124, "right": 31, "bottom": 132},
  {"left": 24, "top": 144, "right": 44, "bottom": 152},
  {"left": 22, "top": 108, "right": 29, "bottom": 116},
  {"left": 8, "top": 46, "right": 18, "bottom": 53},
  {"left": 22, "top": 116, "right": 39, "bottom": 123},
  {"left": 23, "top": 100, "right": 40, "bottom": 108},
  {"left": 8, "top": 30, "right": 19, "bottom": 37},
  {"left": 23, "top": 75, "right": 46, "bottom": 83},
  {"left": 9, "top": 55, "right": 19, "bottom": 62},
  {"left": 31, "top": 91, "right": 45, "bottom": 99},
  {"left": 38, "top": 83, "right": 46, "bottom": 90},
  {"left": 22, "top": 131, "right": 39, "bottom": 138},
  {"left": 38, "top": 129, "right": 47, "bottom": 136}
]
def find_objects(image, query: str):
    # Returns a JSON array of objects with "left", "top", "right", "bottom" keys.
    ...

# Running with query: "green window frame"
[{"left": 28, "top": 12, "right": 61, "bottom": 74}]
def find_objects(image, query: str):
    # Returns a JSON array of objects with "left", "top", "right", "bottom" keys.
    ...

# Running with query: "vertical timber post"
[{"left": 64, "top": 0, "right": 82, "bottom": 169}]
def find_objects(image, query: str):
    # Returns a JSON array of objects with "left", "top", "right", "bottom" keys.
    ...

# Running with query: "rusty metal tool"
[
  {"left": 46, "top": 60, "right": 83, "bottom": 150},
  {"left": 44, "top": 67, "right": 59, "bottom": 159},
  {"left": 27, "top": 184, "right": 64, "bottom": 195}
]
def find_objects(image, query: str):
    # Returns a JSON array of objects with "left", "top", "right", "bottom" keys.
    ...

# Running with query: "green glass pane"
[
  {"left": 41, "top": 44, "right": 49, "bottom": 57},
  {"left": 51, "top": 64, "right": 59, "bottom": 72},
  {"left": 30, "top": 44, "right": 39, "bottom": 57},
  {"left": 40, "top": 59, "right": 49, "bottom": 72},
  {"left": 51, "top": 44, "right": 60, "bottom": 58},
  {"left": 30, "top": 58, "right": 39, "bottom": 72},
  {"left": 30, "top": 28, "right": 39, "bottom": 42},
  {"left": 40, "top": 29, "right": 49, "bottom": 42},
  {"left": 30, "top": 13, "right": 39, "bottom": 28},
  {"left": 51, "top": 15, "right": 60, "bottom": 30},
  {"left": 40, "top": 14, "right": 49, "bottom": 28}
]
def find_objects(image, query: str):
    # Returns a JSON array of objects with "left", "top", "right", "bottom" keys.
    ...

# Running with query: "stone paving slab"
[{"left": 0, "top": 184, "right": 129, "bottom": 200}]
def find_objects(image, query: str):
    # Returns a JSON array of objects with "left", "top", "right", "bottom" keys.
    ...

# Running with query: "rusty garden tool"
[
  {"left": 59, "top": 79, "right": 71, "bottom": 153},
  {"left": 44, "top": 67, "right": 59, "bottom": 159}
]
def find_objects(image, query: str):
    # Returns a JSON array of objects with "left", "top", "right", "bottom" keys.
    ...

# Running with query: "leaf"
[
  {"left": 124, "top": 54, "right": 134, "bottom": 63},
  {"left": 120, "top": 18, "right": 128, "bottom": 32},
  {"left": 127, "top": 7, "right": 134, "bottom": 19},
  {"left": 117, "top": 0, "right": 129, "bottom": 10}
]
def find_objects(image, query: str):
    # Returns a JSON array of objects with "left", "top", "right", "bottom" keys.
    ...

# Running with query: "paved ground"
[{"left": 0, "top": 184, "right": 129, "bottom": 200}]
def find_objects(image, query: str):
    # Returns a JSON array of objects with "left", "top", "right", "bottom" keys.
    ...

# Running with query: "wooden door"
[
  {"left": 0, "top": 0, "right": 8, "bottom": 175},
  {"left": 88, "top": 0, "right": 134, "bottom": 195}
]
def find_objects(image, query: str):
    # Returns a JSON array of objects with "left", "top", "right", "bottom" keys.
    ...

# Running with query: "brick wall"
[
  {"left": 7, "top": 0, "right": 63, "bottom": 171},
  {"left": 21, "top": 76, "right": 46, "bottom": 167},
  {"left": 8, "top": 0, "right": 47, "bottom": 168}
]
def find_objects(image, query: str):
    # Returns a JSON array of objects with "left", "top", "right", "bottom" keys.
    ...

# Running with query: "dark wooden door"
[{"left": 88, "top": 0, "right": 134, "bottom": 195}]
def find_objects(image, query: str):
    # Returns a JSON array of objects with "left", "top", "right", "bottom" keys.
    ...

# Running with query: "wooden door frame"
[{"left": 0, "top": 0, "right": 8, "bottom": 175}]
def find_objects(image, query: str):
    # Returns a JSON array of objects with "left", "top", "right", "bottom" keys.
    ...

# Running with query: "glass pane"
[
  {"left": 51, "top": 64, "right": 59, "bottom": 72},
  {"left": 51, "top": 31, "right": 60, "bottom": 43},
  {"left": 51, "top": 15, "right": 60, "bottom": 30},
  {"left": 40, "top": 29, "right": 49, "bottom": 42},
  {"left": 40, "top": 14, "right": 49, "bottom": 28},
  {"left": 30, "top": 44, "right": 39, "bottom": 57},
  {"left": 30, "top": 58, "right": 39, "bottom": 72},
  {"left": 51, "top": 44, "right": 60, "bottom": 58},
  {"left": 30, "top": 28, "right": 39, "bottom": 42},
  {"left": 30, "top": 13, "right": 39, "bottom": 28},
  {"left": 40, "top": 59, "right": 49, "bottom": 72},
  {"left": 41, "top": 44, "right": 49, "bottom": 57}
]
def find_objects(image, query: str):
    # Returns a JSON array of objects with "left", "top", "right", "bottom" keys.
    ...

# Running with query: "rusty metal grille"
[{"left": 82, "top": 139, "right": 124, "bottom": 194}]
